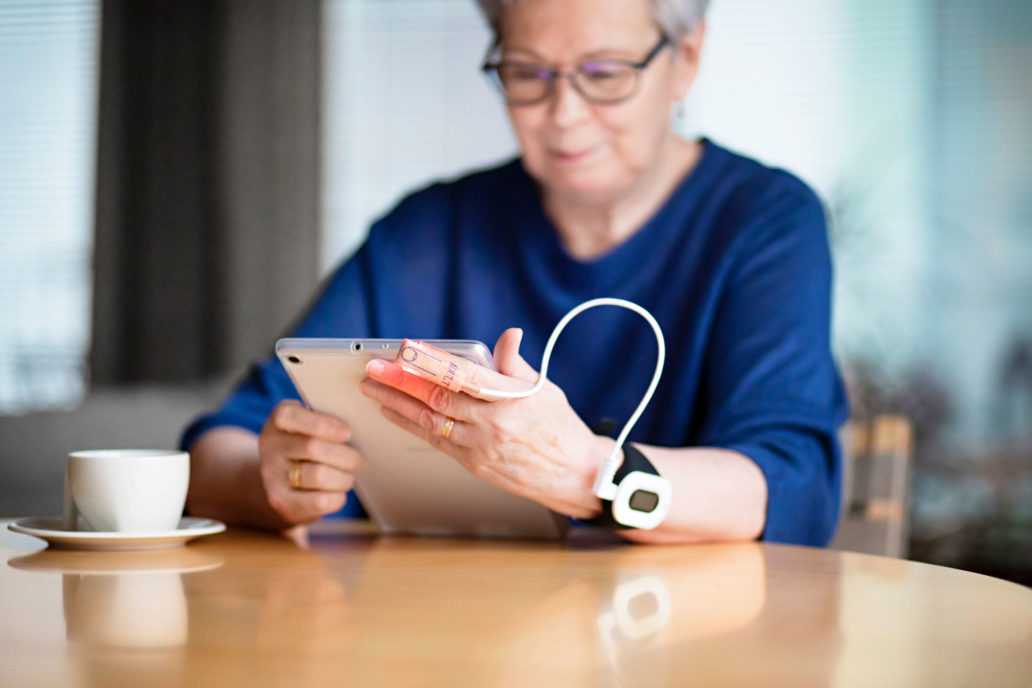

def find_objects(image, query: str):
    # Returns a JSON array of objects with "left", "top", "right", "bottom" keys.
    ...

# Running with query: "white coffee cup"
[{"left": 62, "top": 450, "right": 190, "bottom": 533}]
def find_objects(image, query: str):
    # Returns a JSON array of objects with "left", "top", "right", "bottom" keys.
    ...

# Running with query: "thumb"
[{"left": 493, "top": 328, "right": 538, "bottom": 382}]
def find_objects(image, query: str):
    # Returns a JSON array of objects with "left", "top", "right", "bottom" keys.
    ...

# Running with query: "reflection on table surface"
[{"left": 2, "top": 519, "right": 1031, "bottom": 687}]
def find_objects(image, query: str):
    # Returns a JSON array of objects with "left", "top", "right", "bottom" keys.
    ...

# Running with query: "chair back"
[{"left": 830, "top": 414, "right": 913, "bottom": 558}]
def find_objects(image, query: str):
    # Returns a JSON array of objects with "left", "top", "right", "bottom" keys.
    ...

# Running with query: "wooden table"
[{"left": 2, "top": 519, "right": 1030, "bottom": 687}]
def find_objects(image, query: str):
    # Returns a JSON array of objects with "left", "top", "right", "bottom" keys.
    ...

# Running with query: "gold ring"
[
  {"left": 441, "top": 417, "right": 455, "bottom": 440},
  {"left": 288, "top": 461, "right": 302, "bottom": 489}
]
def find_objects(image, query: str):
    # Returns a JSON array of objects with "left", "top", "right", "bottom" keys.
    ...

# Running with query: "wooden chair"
[{"left": 830, "top": 414, "right": 913, "bottom": 558}]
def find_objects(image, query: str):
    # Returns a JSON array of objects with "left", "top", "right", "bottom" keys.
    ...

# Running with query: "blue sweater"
[{"left": 182, "top": 139, "right": 849, "bottom": 546}]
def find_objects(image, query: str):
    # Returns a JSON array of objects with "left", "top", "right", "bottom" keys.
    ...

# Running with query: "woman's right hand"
[{"left": 258, "top": 400, "right": 365, "bottom": 526}]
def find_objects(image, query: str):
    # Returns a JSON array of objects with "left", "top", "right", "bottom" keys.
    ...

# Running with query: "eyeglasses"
[{"left": 481, "top": 34, "right": 671, "bottom": 106}]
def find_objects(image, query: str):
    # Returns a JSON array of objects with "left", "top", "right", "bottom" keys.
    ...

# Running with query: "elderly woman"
[{"left": 182, "top": 0, "right": 847, "bottom": 545}]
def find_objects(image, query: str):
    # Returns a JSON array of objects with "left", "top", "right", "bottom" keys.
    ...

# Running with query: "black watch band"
[{"left": 581, "top": 419, "right": 661, "bottom": 530}]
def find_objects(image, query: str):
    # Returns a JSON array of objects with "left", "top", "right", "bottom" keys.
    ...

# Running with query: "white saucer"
[{"left": 8, "top": 517, "right": 226, "bottom": 551}]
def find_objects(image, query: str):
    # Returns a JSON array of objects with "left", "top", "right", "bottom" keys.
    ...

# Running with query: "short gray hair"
[{"left": 473, "top": 0, "right": 711, "bottom": 38}]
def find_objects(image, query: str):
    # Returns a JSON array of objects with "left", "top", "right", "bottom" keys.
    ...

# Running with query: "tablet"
[{"left": 275, "top": 338, "right": 569, "bottom": 540}]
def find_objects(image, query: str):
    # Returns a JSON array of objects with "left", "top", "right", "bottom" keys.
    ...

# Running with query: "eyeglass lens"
[{"left": 495, "top": 61, "right": 639, "bottom": 103}]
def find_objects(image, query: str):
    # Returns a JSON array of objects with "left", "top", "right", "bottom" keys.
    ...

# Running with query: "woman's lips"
[{"left": 551, "top": 147, "right": 595, "bottom": 164}]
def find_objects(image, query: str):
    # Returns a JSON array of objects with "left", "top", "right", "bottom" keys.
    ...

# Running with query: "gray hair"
[{"left": 473, "top": 0, "right": 710, "bottom": 38}]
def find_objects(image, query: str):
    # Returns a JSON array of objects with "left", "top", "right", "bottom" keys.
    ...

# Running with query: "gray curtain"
[{"left": 90, "top": 0, "right": 322, "bottom": 384}]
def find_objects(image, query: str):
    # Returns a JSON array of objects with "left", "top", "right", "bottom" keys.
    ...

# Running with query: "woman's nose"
[{"left": 547, "top": 75, "right": 592, "bottom": 128}]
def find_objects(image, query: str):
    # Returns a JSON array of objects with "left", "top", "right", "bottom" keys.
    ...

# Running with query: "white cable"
[{"left": 477, "top": 297, "right": 666, "bottom": 498}]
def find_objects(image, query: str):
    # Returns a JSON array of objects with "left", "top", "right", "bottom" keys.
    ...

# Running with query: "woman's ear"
[{"left": 671, "top": 21, "right": 706, "bottom": 101}]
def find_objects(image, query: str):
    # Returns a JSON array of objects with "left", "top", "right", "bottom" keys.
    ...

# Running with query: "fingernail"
[{"left": 366, "top": 359, "right": 385, "bottom": 376}]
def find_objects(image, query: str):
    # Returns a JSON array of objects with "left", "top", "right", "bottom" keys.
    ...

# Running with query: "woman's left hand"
[{"left": 359, "top": 328, "right": 609, "bottom": 519}]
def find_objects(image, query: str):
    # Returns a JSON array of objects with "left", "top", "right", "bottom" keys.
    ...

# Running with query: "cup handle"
[{"left": 62, "top": 466, "right": 79, "bottom": 531}]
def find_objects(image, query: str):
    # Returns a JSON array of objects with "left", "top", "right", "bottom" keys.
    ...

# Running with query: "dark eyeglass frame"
[{"left": 481, "top": 34, "right": 671, "bottom": 106}]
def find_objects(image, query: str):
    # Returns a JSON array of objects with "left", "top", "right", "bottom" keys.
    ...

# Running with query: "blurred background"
[{"left": 0, "top": 0, "right": 1029, "bottom": 584}]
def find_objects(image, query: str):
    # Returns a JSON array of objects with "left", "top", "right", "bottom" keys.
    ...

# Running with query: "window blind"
[{"left": 0, "top": 0, "right": 100, "bottom": 413}]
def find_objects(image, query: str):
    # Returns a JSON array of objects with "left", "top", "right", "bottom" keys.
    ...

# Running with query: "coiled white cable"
[{"left": 476, "top": 297, "right": 666, "bottom": 499}]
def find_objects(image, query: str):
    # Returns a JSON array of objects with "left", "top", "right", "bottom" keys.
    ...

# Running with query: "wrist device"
[
  {"left": 476, "top": 298, "right": 672, "bottom": 530},
  {"left": 583, "top": 418, "right": 671, "bottom": 530},
  {"left": 399, "top": 297, "right": 673, "bottom": 530}
]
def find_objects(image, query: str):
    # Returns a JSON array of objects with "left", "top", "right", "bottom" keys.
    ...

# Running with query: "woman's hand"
[
  {"left": 258, "top": 400, "right": 365, "bottom": 526},
  {"left": 359, "top": 328, "right": 609, "bottom": 519}
]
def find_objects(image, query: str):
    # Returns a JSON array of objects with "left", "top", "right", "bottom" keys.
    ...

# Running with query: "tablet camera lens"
[
  {"left": 287, "top": 355, "right": 301, "bottom": 364},
  {"left": 351, "top": 342, "right": 362, "bottom": 352}
]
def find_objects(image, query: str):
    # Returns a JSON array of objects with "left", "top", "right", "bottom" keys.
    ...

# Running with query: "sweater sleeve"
[{"left": 699, "top": 174, "right": 849, "bottom": 546}]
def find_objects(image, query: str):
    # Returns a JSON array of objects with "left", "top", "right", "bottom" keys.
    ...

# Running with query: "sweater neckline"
[{"left": 510, "top": 138, "right": 723, "bottom": 293}]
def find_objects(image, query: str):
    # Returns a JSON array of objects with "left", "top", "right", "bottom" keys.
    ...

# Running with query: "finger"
[
  {"left": 271, "top": 400, "right": 351, "bottom": 443},
  {"left": 366, "top": 352, "right": 530, "bottom": 404},
  {"left": 277, "top": 490, "right": 349, "bottom": 523},
  {"left": 380, "top": 405, "right": 472, "bottom": 461},
  {"left": 369, "top": 388, "right": 471, "bottom": 447},
  {"left": 263, "top": 461, "right": 350, "bottom": 523},
  {"left": 276, "top": 433, "right": 365, "bottom": 473},
  {"left": 492, "top": 328, "right": 539, "bottom": 382},
  {"left": 360, "top": 376, "right": 479, "bottom": 431},
  {"left": 364, "top": 360, "right": 484, "bottom": 419},
  {"left": 288, "top": 460, "right": 357, "bottom": 492},
  {"left": 365, "top": 358, "right": 437, "bottom": 398}
]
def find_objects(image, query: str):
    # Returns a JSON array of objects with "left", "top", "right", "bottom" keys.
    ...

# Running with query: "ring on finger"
[
  {"left": 288, "top": 460, "right": 302, "bottom": 489},
  {"left": 441, "top": 417, "right": 456, "bottom": 440}
]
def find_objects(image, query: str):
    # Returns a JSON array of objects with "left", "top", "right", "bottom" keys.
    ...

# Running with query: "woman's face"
[{"left": 498, "top": 0, "right": 699, "bottom": 207}]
